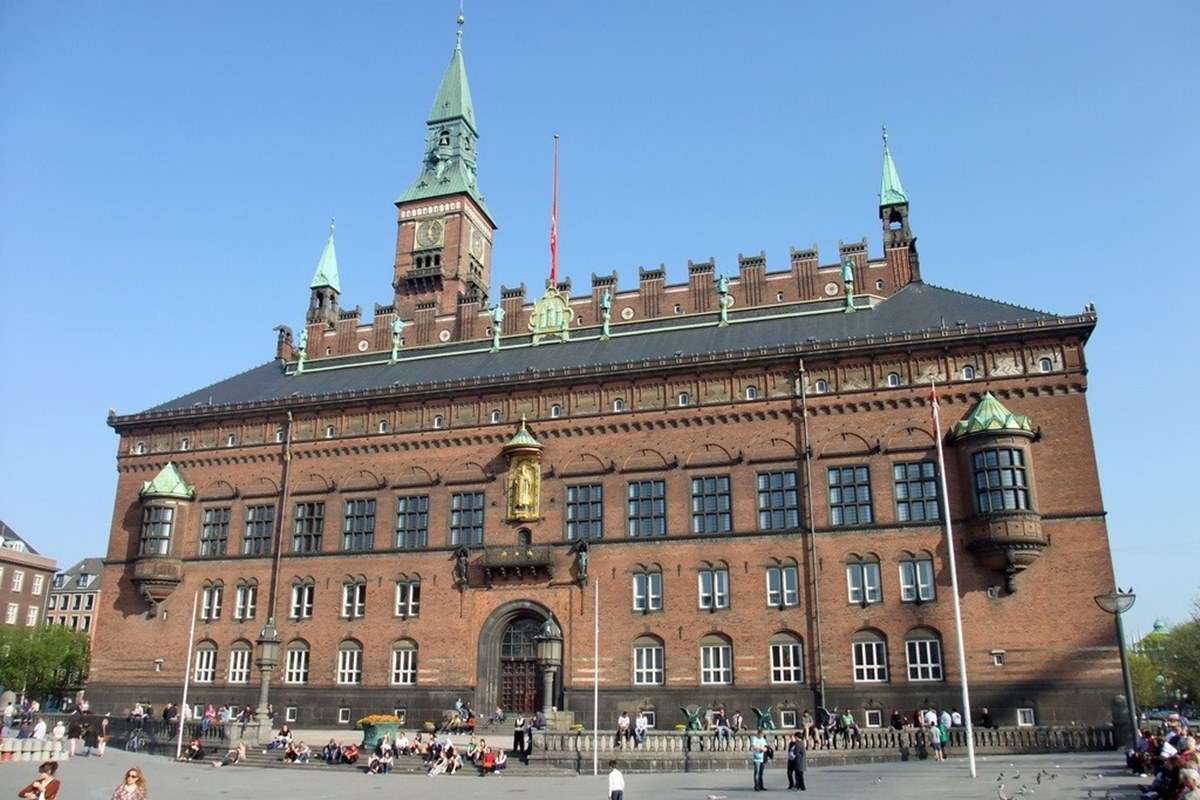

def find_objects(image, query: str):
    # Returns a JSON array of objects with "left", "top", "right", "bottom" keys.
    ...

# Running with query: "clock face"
[
  {"left": 469, "top": 227, "right": 486, "bottom": 260},
  {"left": 415, "top": 219, "right": 444, "bottom": 249},
  {"left": 824, "top": 282, "right": 839, "bottom": 297}
]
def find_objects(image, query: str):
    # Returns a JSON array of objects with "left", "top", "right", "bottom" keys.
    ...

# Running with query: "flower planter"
[{"left": 360, "top": 722, "right": 402, "bottom": 750}]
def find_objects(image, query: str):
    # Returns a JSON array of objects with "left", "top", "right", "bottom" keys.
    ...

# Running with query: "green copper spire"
[
  {"left": 880, "top": 126, "right": 909, "bottom": 207},
  {"left": 140, "top": 462, "right": 195, "bottom": 500},
  {"left": 397, "top": 14, "right": 489, "bottom": 214},
  {"left": 949, "top": 392, "right": 1035, "bottom": 441},
  {"left": 503, "top": 416, "right": 542, "bottom": 450},
  {"left": 310, "top": 219, "right": 341, "bottom": 293}
]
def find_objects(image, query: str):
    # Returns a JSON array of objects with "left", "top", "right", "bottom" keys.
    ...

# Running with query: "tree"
[
  {"left": 1129, "top": 651, "right": 1161, "bottom": 709},
  {"left": 0, "top": 625, "right": 90, "bottom": 699}
]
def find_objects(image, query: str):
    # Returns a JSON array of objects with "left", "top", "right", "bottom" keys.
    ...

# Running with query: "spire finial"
[
  {"left": 329, "top": 217, "right": 335, "bottom": 236},
  {"left": 882, "top": 124, "right": 889, "bottom": 149},
  {"left": 456, "top": 0, "right": 464, "bottom": 44}
]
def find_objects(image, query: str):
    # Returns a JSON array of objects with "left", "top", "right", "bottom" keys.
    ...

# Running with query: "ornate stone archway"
[{"left": 476, "top": 599, "right": 560, "bottom": 716}]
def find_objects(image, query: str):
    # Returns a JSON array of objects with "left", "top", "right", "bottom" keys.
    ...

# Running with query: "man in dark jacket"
[{"left": 786, "top": 731, "right": 807, "bottom": 791}]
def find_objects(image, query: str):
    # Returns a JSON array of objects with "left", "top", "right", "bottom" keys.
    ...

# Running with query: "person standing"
[
  {"left": 111, "top": 766, "right": 147, "bottom": 800},
  {"left": 608, "top": 759, "right": 625, "bottom": 800},
  {"left": 66, "top": 712, "right": 83, "bottom": 757},
  {"left": 512, "top": 714, "right": 525, "bottom": 761},
  {"left": 786, "top": 731, "right": 806, "bottom": 791},
  {"left": 32, "top": 716, "right": 46, "bottom": 740},
  {"left": 750, "top": 728, "right": 769, "bottom": 791},
  {"left": 523, "top": 715, "right": 534, "bottom": 763}
]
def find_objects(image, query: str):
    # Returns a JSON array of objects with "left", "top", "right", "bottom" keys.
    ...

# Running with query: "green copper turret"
[{"left": 880, "top": 127, "right": 908, "bottom": 207}]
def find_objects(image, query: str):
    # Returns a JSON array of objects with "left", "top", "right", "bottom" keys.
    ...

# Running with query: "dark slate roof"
[
  {"left": 0, "top": 520, "right": 39, "bottom": 555},
  {"left": 134, "top": 283, "right": 1076, "bottom": 418},
  {"left": 51, "top": 558, "right": 105, "bottom": 591}
]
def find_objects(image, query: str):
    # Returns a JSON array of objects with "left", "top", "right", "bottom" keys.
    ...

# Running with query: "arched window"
[
  {"left": 432, "top": 415, "right": 444, "bottom": 429},
  {"left": 550, "top": 404, "right": 562, "bottom": 418},
  {"left": 228, "top": 640, "right": 252, "bottom": 684},
  {"left": 179, "top": 438, "right": 190, "bottom": 451},
  {"left": 613, "top": 398, "right": 626, "bottom": 412},
  {"left": 395, "top": 574, "right": 421, "bottom": 617},
  {"left": 193, "top": 641, "right": 217, "bottom": 683},
  {"left": 904, "top": 627, "right": 943, "bottom": 682},
  {"left": 765, "top": 560, "right": 799, "bottom": 607},
  {"left": 697, "top": 561, "right": 730, "bottom": 610},
  {"left": 290, "top": 578, "right": 315, "bottom": 620},
  {"left": 745, "top": 385, "right": 760, "bottom": 400},
  {"left": 341, "top": 577, "right": 367, "bottom": 619},
  {"left": 285, "top": 640, "right": 310, "bottom": 684},
  {"left": 814, "top": 379, "right": 829, "bottom": 394},
  {"left": 699, "top": 633, "right": 733, "bottom": 685},
  {"left": 886, "top": 372, "right": 901, "bottom": 388},
  {"left": 391, "top": 639, "right": 418, "bottom": 685},
  {"left": 199, "top": 581, "right": 223, "bottom": 621},
  {"left": 851, "top": 630, "right": 888, "bottom": 682},
  {"left": 324, "top": 425, "right": 336, "bottom": 439},
  {"left": 961, "top": 364, "right": 976, "bottom": 380},
  {"left": 769, "top": 631, "right": 804, "bottom": 684},
  {"left": 1039, "top": 357, "right": 1053, "bottom": 373},
  {"left": 678, "top": 392, "right": 690, "bottom": 407},
  {"left": 875, "top": 279, "right": 885, "bottom": 291},
  {"left": 275, "top": 426, "right": 285, "bottom": 443},
  {"left": 631, "top": 565, "right": 662, "bottom": 612},
  {"left": 898, "top": 551, "right": 936, "bottom": 603},
  {"left": 490, "top": 410, "right": 502, "bottom": 424},
  {"left": 438, "top": 129, "right": 450, "bottom": 146},
  {"left": 226, "top": 434, "right": 237, "bottom": 447},
  {"left": 377, "top": 419, "right": 390, "bottom": 434},
  {"left": 845, "top": 554, "right": 882, "bottom": 606},
  {"left": 134, "top": 441, "right": 146, "bottom": 455},
  {"left": 632, "top": 634, "right": 664, "bottom": 686},
  {"left": 337, "top": 640, "right": 363, "bottom": 685}
]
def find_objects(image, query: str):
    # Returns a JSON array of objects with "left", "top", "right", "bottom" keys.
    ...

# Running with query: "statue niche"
[{"left": 503, "top": 418, "right": 543, "bottom": 522}]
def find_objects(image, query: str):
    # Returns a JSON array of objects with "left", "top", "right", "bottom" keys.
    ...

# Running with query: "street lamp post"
[
  {"left": 253, "top": 618, "right": 281, "bottom": 745},
  {"left": 1095, "top": 588, "right": 1138, "bottom": 749},
  {"left": 535, "top": 619, "right": 563, "bottom": 719}
]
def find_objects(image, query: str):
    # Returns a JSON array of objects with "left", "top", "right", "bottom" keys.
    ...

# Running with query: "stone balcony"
[
  {"left": 964, "top": 509, "right": 1047, "bottom": 591},
  {"left": 131, "top": 556, "right": 184, "bottom": 611},
  {"left": 480, "top": 545, "right": 553, "bottom": 582}
]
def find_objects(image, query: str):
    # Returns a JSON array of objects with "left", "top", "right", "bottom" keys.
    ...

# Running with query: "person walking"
[
  {"left": 66, "top": 712, "right": 82, "bottom": 757},
  {"left": 97, "top": 714, "right": 110, "bottom": 757},
  {"left": 111, "top": 766, "right": 148, "bottom": 800},
  {"left": 750, "top": 728, "right": 769, "bottom": 791},
  {"left": 608, "top": 759, "right": 625, "bottom": 800},
  {"left": 786, "top": 731, "right": 807, "bottom": 791}
]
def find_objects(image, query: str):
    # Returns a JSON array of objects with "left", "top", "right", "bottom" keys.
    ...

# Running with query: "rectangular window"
[
  {"left": 293, "top": 502, "right": 324, "bottom": 553},
  {"left": 766, "top": 565, "right": 800, "bottom": 607},
  {"left": 391, "top": 648, "right": 417, "bottom": 685},
  {"left": 846, "top": 562, "right": 882, "bottom": 605},
  {"left": 70, "top": 615, "right": 79, "bottom": 629},
  {"left": 72, "top": 594, "right": 82, "bottom": 610},
  {"left": 770, "top": 642, "right": 804, "bottom": 683},
  {"left": 243, "top": 505, "right": 275, "bottom": 555},
  {"left": 337, "top": 707, "right": 352, "bottom": 724},
  {"left": 84, "top": 593, "right": 95, "bottom": 610},
  {"left": 828, "top": 466, "right": 873, "bottom": 527},
  {"left": 48, "top": 595, "right": 57, "bottom": 611},
  {"left": 627, "top": 480, "right": 666, "bottom": 537},
  {"left": 342, "top": 499, "right": 376, "bottom": 551},
  {"left": 697, "top": 568, "right": 730, "bottom": 610},
  {"left": 193, "top": 648, "right": 216, "bottom": 683},
  {"left": 973, "top": 449, "right": 1030, "bottom": 512},
  {"left": 30, "top": 574, "right": 43, "bottom": 596},
  {"left": 341, "top": 582, "right": 366, "bottom": 618},
  {"left": 700, "top": 643, "right": 733, "bottom": 684},
  {"left": 757, "top": 471, "right": 800, "bottom": 530},
  {"left": 633, "top": 644, "right": 664, "bottom": 685},
  {"left": 640, "top": 710, "right": 656, "bottom": 728},
  {"left": 285, "top": 706, "right": 298, "bottom": 723},
  {"left": 450, "top": 492, "right": 485, "bottom": 546},
  {"left": 905, "top": 639, "right": 943, "bottom": 681},
  {"left": 395, "top": 580, "right": 421, "bottom": 618},
  {"left": 899, "top": 559, "right": 936, "bottom": 602},
  {"left": 5, "top": 603, "right": 18, "bottom": 624},
  {"left": 290, "top": 584, "right": 314, "bottom": 620},
  {"left": 25, "top": 606, "right": 38, "bottom": 627},
  {"left": 691, "top": 475, "right": 732, "bottom": 534},
  {"left": 139, "top": 506, "right": 174, "bottom": 555},
  {"left": 395, "top": 495, "right": 430, "bottom": 549},
  {"left": 234, "top": 584, "right": 257, "bottom": 621},
  {"left": 285, "top": 649, "right": 309, "bottom": 684},
  {"left": 780, "top": 709, "right": 798, "bottom": 729},
  {"left": 337, "top": 649, "right": 362, "bottom": 685},
  {"left": 991, "top": 651, "right": 1007, "bottom": 667},
  {"left": 80, "top": 615, "right": 91, "bottom": 632},
  {"left": 632, "top": 572, "right": 662, "bottom": 612},
  {"left": 566, "top": 483, "right": 604, "bottom": 541},
  {"left": 228, "top": 648, "right": 251, "bottom": 684},
  {"left": 1016, "top": 708, "right": 1036, "bottom": 727},
  {"left": 852, "top": 640, "right": 888, "bottom": 682},
  {"left": 199, "top": 507, "right": 231, "bottom": 556},
  {"left": 200, "top": 585, "right": 222, "bottom": 621},
  {"left": 865, "top": 709, "right": 883, "bottom": 728},
  {"left": 893, "top": 462, "right": 940, "bottom": 523}
]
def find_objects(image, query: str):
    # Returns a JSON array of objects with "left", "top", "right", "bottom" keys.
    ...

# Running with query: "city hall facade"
[{"left": 90, "top": 22, "right": 1121, "bottom": 729}]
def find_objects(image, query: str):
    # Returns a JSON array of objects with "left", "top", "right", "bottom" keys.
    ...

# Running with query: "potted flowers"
[{"left": 358, "top": 714, "right": 403, "bottom": 749}]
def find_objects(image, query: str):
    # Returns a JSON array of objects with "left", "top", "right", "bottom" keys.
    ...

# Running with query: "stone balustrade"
[{"left": 0, "top": 738, "right": 69, "bottom": 763}]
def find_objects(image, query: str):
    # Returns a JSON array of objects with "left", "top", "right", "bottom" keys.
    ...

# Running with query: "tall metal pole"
[
  {"left": 931, "top": 381, "right": 977, "bottom": 778},
  {"left": 1115, "top": 611, "right": 1139, "bottom": 749},
  {"left": 175, "top": 590, "right": 199, "bottom": 759},
  {"left": 797, "top": 363, "right": 825, "bottom": 705},
  {"left": 592, "top": 576, "right": 599, "bottom": 776}
]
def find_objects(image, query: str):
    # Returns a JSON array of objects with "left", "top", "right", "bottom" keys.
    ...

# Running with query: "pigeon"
[
  {"left": 874, "top": 777, "right": 882, "bottom": 784},
  {"left": 997, "top": 784, "right": 1011, "bottom": 800},
  {"left": 997, "top": 772, "right": 1005, "bottom": 782},
  {"left": 1012, "top": 771, "right": 1021, "bottom": 780}
]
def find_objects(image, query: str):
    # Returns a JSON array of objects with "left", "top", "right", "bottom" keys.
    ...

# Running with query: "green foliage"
[
  {"left": 1129, "top": 651, "right": 1161, "bottom": 708},
  {"left": 0, "top": 625, "right": 90, "bottom": 697},
  {"left": 1135, "top": 599, "right": 1200, "bottom": 707}
]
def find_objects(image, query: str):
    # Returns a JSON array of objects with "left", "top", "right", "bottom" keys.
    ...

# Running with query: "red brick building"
[
  {"left": 0, "top": 521, "right": 56, "bottom": 631},
  {"left": 90, "top": 21, "right": 1120, "bottom": 730}
]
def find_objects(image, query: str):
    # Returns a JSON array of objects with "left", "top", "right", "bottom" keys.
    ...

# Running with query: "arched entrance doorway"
[{"left": 476, "top": 600, "right": 561, "bottom": 716}]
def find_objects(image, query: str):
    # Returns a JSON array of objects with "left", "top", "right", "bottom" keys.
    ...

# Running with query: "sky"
[{"left": 0, "top": 1, "right": 1195, "bottom": 638}]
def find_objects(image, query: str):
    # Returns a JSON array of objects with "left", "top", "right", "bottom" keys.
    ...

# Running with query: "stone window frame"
[
  {"left": 756, "top": 470, "right": 800, "bottom": 531},
  {"left": 632, "top": 634, "right": 665, "bottom": 686},
  {"left": 827, "top": 465, "right": 873, "bottom": 527},
  {"left": 199, "top": 506, "right": 231, "bottom": 557},
  {"left": 904, "top": 627, "right": 944, "bottom": 682},
  {"left": 892, "top": 460, "right": 940, "bottom": 523},
  {"left": 565, "top": 482, "right": 604, "bottom": 541},
  {"left": 342, "top": 498, "right": 376, "bottom": 552},
  {"left": 845, "top": 554, "right": 883, "bottom": 606}
]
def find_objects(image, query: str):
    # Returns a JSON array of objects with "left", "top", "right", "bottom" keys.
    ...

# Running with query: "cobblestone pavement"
[{"left": 0, "top": 749, "right": 1143, "bottom": 800}]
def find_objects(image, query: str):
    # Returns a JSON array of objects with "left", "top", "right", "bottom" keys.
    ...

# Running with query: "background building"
[
  {"left": 0, "top": 521, "right": 55, "bottom": 630},
  {"left": 47, "top": 558, "right": 104, "bottom": 639},
  {"left": 89, "top": 20, "right": 1120, "bottom": 729}
]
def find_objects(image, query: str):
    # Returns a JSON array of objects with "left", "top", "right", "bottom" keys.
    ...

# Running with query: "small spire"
[
  {"left": 456, "top": 0, "right": 464, "bottom": 46},
  {"left": 880, "top": 124, "right": 909, "bottom": 207},
  {"left": 310, "top": 219, "right": 341, "bottom": 293}
]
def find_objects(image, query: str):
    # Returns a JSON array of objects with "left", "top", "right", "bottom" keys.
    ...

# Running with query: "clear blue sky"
[{"left": 1, "top": 2, "right": 1194, "bottom": 636}]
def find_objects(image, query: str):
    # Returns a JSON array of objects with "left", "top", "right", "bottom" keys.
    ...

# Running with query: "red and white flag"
[{"left": 549, "top": 134, "right": 559, "bottom": 286}]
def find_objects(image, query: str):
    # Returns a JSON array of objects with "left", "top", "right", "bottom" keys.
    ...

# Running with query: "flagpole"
[
  {"left": 931, "top": 380, "right": 977, "bottom": 778},
  {"left": 592, "top": 576, "right": 599, "bottom": 776},
  {"left": 176, "top": 590, "right": 199, "bottom": 759},
  {"left": 549, "top": 134, "right": 559, "bottom": 287}
]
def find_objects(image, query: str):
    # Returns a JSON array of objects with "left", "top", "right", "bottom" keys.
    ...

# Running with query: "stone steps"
[{"left": 231, "top": 749, "right": 575, "bottom": 776}]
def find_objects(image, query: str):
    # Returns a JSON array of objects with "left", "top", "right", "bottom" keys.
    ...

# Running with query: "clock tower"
[{"left": 393, "top": 15, "right": 496, "bottom": 319}]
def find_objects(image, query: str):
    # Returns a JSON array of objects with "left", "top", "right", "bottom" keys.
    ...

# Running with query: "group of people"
[
  {"left": 16, "top": 761, "right": 149, "bottom": 800},
  {"left": 746, "top": 729, "right": 810, "bottom": 792},
  {"left": 1130, "top": 714, "right": 1199, "bottom": 799},
  {"left": 613, "top": 710, "right": 652, "bottom": 747},
  {"left": 1, "top": 707, "right": 110, "bottom": 757}
]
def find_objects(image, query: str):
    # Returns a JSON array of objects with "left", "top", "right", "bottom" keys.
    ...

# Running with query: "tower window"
[
  {"left": 813, "top": 379, "right": 828, "bottom": 394},
  {"left": 1039, "top": 358, "right": 1053, "bottom": 373},
  {"left": 438, "top": 130, "right": 450, "bottom": 146},
  {"left": 134, "top": 442, "right": 146, "bottom": 455},
  {"left": 875, "top": 280, "right": 885, "bottom": 291},
  {"left": 613, "top": 398, "right": 625, "bottom": 412},
  {"left": 776, "top": 292, "right": 784, "bottom": 302},
  {"left": 745, "top": 385, "right": 759, "bottom": 400},
  {"left": 962, "top": 365, "right": 977, "bottom": 380},
  {"left": 226, "top": 434, "right": 237, "bottom": 447},
  {"left": 886, "top": 372, "right": 901, "bottom": 388},
  {"left": 432, "top": 415, "right": 444, "bottom": 429},
  {"left": 490, "top": 410, "right": 502, "bottom": 424},
  {"left": 275, "top": 426, "right": 285, "bottom": 443},
  {"left": 550, "top": 404, "right": 562, "bottom": 418},
  {"left": 673, "top": 304, "right": 681, "bottom": 314},
  {"left": 678, "top": 392, "right": 690, "bottom": 407},
  {"left": 324, "top": 425, "right": 336, "bottom": 438},
  {"left": 377, "top": 419, "right": 390, "bottom": 434},
  {"left": 180, "top": 438, "right": 189, "bottom": 451}
]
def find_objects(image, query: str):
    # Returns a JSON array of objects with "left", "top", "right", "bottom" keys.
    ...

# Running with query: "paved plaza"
[{"left": 0, "top": 749, "right": 1144, "bottom": 800}]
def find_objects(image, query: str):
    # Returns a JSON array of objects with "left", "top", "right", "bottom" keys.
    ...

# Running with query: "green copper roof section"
[
  {"left": 429, "top": 30, "right": 476, "bottom": 132},
  {"left": 140, "top": 462, "right": 195, "bottom": 500},
  {"left": 880, "top": 127, "right": 909, "bottom": 207},
  {"left": 310, "top": 223, "right": 341, "bottom": 293},
  {"left": 503, "top": 417, "right": 542, "bottom": 449},
  {"left": 950, "top": 392, "right": 1035, "bottom": 441}
]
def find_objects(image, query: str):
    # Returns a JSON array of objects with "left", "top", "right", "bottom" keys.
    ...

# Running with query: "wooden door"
[{"left": 500, "top": 658, "right": 538, "bottom": 713}]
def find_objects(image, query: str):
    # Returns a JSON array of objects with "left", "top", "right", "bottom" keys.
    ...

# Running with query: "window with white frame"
[
  {"left": 905, "top": 630, "right": 943, "bottom": 681},
  {"left": 632, "top": 636, "right": 664, "bottom": 685},
  {"left": 1016, "top": 708, "right": 1036, "bottom": 727},
  {"left": 490, "top": 409, "right": 502, "bottom": 423},
  {"left": 745, "top": 385, "right": 760, "bottom": 400},
  {"left": 47, "top": 595, "right": 57, "bottom": 611},
  {"left": 337, "top": 641, "right": 363, "bottom": 685},
  {"left": 377, "top": 419, "right": 390, "bottom": 433},
  {"left": 632, "top": 569, "right": 662, "bottom": 612},
  {"left": 30, "top": 575, "right": 43, "bottom": 596},
  {"left": 200, "top": 584, "right": 223, "bottom": 621},
  {"left": 25, "top": 606, "right": 38, "bottom": 627},
  {"left": 886, "top": 372, "right": 901, "bottom": 387},
  {"left": 395, "top": 578, "right": 421, "bottom": 618},
  {"left": 899, "top": 555, "right": 936, "bottom": 603},
  {"left": 813, "top": 379, "right": 828, "bottom": 394},
  {"left": 432, "top": 415, "right": 444, "bottom": 429},
  {"left": 234, "top": 583, "right": 257, "bottom": 620},
  {"left": 275, "top": 426, "right": 285, "bottom": 443},
  {"left": 962, "top": 364, "right": 976, "bottom": 380},
  {"left": 284, "top": 706, "right": 298, "bottom": 722},
  {"left": 698, "top": 566, "right": 730, "bottom": 610},
  {"left": 342, "top": 580, "right": 367, "bottom": 619},
  {"left": 677, "top": 392, "right": 690, "bottom": 406},
  {"left": 193, "top": 643, "right": 217, "bottom": 683},
  {"left": 612, "top": 398, "right": 625, "bottom": 412},
  {"left": 290, "top": 582, "right": 314, "bottom": 619},
  {"left": 550, "top": 404, "right": 562, "bottom": 418},
  {"left": 391, "top": 641, "right": 417, "bottom": 685},
  {"left": 852, "top": 631, "right": 888, "bottom": 682},
  {"left": 769, "top": 632, "right": 804, "bottom": 683},
  {"left": 780, "top": 709, "right": 798, "bottom": 728},
  {"left": 228, "top": 643, "right": 252, "bottom": 684},
  {"left": 846, "top": 558, "right": 882, "bottom": 605},
  {"left": 700, "top": 635, "right": 733, "bottom": 685},
  {"left": 285, "top": 642, "right": 310, "bottom": 684},
  {"left": 338, "top": 707, "right": 352, "bottom": 724},
  {"left": 991, "top": 650, "right": 1007, "bottom": 667},
  {"left": 766, "top": 564, "right": 799, "bottom": 607},
  {"left": 865, "top": 709, "right": 883, "bottom": 728},
  {"left": 1038, "top": 357, "right": 1053, "bottom": 373},
  {"left": 4, "top": 603, "right": 17, "bottom": 625},
  {"left": 9, "top": 570, "right": 21, "bottom": 592},
  {"left": 640, "top": 710, "right": 657, "bottom": 728}
]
